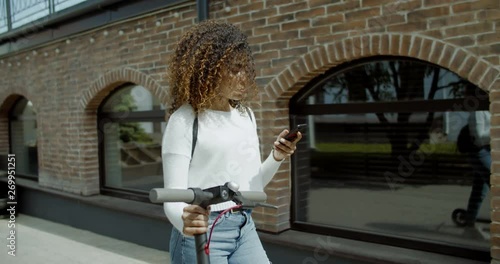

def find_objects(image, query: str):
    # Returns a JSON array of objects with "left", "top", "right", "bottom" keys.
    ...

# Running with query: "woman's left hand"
[{"left": 273, "top": 129, "right": 302, "bottom": 161}]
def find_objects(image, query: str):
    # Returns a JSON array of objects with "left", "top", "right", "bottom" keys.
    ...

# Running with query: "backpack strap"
[{"left": 191, "top": 115, "right": 198, "bottom": 159}]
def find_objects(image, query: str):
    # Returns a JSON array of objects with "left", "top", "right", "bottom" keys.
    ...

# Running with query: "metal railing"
[{"left": 0, "top": 0, "right": 87, "bottom": 34}]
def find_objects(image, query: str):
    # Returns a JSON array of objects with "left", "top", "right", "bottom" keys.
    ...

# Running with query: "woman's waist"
[{"left": 208, "top": 201, "right": 238, "bottom": 212}]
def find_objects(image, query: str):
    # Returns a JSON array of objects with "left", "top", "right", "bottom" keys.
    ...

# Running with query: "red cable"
[{"left": 204, "top": 204, "right": 243, "bottom": 255}]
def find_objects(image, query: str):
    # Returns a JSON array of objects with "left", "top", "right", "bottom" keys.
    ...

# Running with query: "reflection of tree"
[
  {"left": 321, "top": 61, "right": 473, "bottom": 157},
  {"left": 112, "top": 94, "right": 152, "bottom": 144}
]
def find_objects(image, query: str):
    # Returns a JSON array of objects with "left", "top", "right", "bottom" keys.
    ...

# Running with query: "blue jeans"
[
  {"left": 466, "top": 146, "right": 491, "bottom": 225},
  {"left": 169, "top": 210, "right": 270, "bottom": 264}
]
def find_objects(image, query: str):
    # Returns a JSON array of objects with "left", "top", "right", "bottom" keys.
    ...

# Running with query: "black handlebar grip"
[{"left": 149, "top": 188, "right": 195, "bottom": 203}]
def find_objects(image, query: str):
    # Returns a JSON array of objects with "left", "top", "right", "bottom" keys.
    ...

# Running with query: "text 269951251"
[{"left": 6, "top": 154, "right": 16, "bottom": 257}]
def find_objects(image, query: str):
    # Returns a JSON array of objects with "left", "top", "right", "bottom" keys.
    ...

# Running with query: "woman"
[{"left": 161, "top": 20, "right": 302, "bottom": 263}]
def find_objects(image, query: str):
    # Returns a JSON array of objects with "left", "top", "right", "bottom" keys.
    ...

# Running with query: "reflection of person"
[
  {"left": 465, "top": 110, "right": 491, "bottom": 227},
  {"left": 161, "top": 20, "right": 302, "bottom": 263}
]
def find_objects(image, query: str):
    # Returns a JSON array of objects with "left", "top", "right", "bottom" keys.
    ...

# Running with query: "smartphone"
[{"left": 284, "top": 124, "right": 307, "bottom": 142}]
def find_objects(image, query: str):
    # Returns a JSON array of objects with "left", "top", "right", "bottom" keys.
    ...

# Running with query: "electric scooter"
[{"left": 149, "top": 182, "right": 271, "bottom": 264}]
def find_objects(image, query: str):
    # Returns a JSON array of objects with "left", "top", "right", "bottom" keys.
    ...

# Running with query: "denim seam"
[
  {"left": 181, "top": 234, "right": 185, "bottom": 263},
  {"left": 170, "top": 230, "right": 182, "bottom": 263}
]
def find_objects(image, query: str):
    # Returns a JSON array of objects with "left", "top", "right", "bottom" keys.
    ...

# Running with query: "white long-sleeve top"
[
  {"left": 161, "top": 104, "right": 283, "bottom": 232},
  {"left": 469, "top": 110, "right": 491, "bottom": 147}
]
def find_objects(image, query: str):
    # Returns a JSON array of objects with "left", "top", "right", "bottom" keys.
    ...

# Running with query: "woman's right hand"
[{"left": 182, "top": 205, "right": 209, "bottom": 236}]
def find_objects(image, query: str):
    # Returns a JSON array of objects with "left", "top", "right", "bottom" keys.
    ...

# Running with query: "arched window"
[
  {"left": 9, "top": 97, "right": 38, "bottom": 178},
  {"left": 290, "top": 57, "right": 489, "bottom": 259},
  {"left": 98, "top": 84, "right": 166, "bottom": 200}
]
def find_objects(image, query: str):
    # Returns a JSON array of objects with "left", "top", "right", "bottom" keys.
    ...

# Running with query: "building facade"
[{"left": 0, "top": 0, "right": 498, "bottom": 263}]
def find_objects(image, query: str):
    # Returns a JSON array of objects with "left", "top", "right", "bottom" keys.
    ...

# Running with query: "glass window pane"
[
  {"left": 54, "top": 0, "right": 87, "bottom": 12},
  {"left": 0, "top": 1, "right": 7, "bottom": 34},
  {"left": 297, "top": 110, "right": 489, "bottom": 250},
  {"left": 10, "top": 98, "right": 38, "bottom": 176},
  {"left": 103, "top": 121, "right": 166, "bottom": 192},
  {"left": 293, "top": 59, "right": 490, "bottom": 254},
  {"left": 10, "top": 0, "right": 50, "bottom": 29},
  {"left": 101, "top": 85, "right": 163, "bottom": 113}
]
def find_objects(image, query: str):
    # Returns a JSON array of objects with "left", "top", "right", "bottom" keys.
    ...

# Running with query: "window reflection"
[
  {"left": 10, "top": 98, "right": 38, "bottom": 177},
  {"left": 100, "top": 84, "right": 165, "bottom": 194},
  {"left": 293, "top": 59, "right": 490, "bottom": 253},
  {"left": 103, "top": 121, "right": 165, "bottom": 192}
]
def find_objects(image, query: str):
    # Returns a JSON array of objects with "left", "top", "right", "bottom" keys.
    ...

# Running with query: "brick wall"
[{"left": 0, "top": 0, "right": 498, "bottom": 258}]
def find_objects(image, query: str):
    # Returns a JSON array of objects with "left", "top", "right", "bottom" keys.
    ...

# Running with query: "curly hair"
[{"left": 167, "top": 20, "right": 258, "bottom": 115}]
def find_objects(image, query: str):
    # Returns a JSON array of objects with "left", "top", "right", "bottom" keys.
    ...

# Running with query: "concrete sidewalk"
[{"left": 0, "top": 214, "right": 169, "bottom": 264}]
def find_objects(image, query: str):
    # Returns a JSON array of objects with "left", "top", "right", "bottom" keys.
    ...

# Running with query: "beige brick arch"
[
  {"left": 264, "top": 33, "right": 499, "bottom": 103},
  {"left": 0, "top": 88, "right": 40, "bottom": 118},
  {"left": 258, "top": 32, "right": 499, "bottom": 233},
  {"left": 76, "top": 67, "right": 168, "bottom": 195},
  {"left": 79, "top": 67, "right": 168, "bottom": 110},
  {"left": 0, "top": 89, "right": 40, "bottom": 154}
]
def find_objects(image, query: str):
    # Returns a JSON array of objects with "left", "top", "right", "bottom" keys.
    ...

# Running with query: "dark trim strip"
[
  {"left": 13, "top": 174, "right": 38, "bottom": 180},
  {"left": 99, "top": 110, "right": 165, "bottom": 122},
  {"left": 291, "top": 98, "right": 489, "bottom": 115},
  {"left": 100, "top": 188, "right": 150, "bottom": 203}
]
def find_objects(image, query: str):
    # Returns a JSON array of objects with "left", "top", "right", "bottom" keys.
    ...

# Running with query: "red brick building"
[{"left": 0, "top": 0, "right": 498, "bottom": 263}]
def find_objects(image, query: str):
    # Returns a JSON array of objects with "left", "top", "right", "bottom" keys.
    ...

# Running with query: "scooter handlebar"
[
  {"left": 150, "top": 186, "right": 268, "bottom": 264},
  {"left": 149, "top": 188, "right": 267, "bottom": 204}
]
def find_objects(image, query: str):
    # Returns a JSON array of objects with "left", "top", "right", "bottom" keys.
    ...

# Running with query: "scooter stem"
[{"left": 194, "top": 233, "right": 209, "bottom": 264}]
